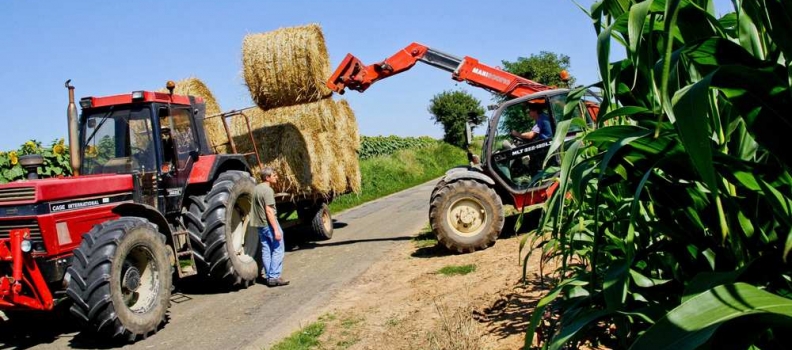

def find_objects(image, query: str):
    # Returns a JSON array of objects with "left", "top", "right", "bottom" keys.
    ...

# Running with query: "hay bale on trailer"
[
  {"left": 334, "top": 99, "right": 361, "bottom": 193},
  {"left": 227, "top": 100, "right": 340, "bottom": 196},
  {"left": 159, "top": 77, "right": 230, "bottom": 153},
  {"left": 242, "top": 23, "right": 333, "bottom": 110},
  {"left": 224, "top": 99, "right": 362, "bottom": 197}
]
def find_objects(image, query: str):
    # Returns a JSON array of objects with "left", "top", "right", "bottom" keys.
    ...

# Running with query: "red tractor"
[
  {"left": 328, "top": 43, "right": 600, "bottom": 253},
  {"left": 0, "top": 81, "right": 285, "bottom": 340}
]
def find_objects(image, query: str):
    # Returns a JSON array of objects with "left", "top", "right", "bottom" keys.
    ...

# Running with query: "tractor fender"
[
  {"left": 112, "top": 203, "right": 171, "bottom": 238},
  {"left": 442, "top": 167, "right": 495, "bottom": 187},
  {"left": 187, "top": 154, "right": 250, "bottom": 186}
]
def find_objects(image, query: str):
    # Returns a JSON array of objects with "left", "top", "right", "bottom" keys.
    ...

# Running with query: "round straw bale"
[
  {"left": 335, "top": 99, "right": 361, "bottom": 193},
  {"left": 336, "top": 100, "right": 361, "bottom": 148},
  {"left": 226, "top": 100, "right": 340, "bottom": 196},
  {"left": 242, "top": 24, "right": 333, "bottom": 110},
  {"left": 346, "top": 164, "right": 362, "bottom": 194},
  {"left": 159, "top": 77, "right": 229, "bottom": 153}
]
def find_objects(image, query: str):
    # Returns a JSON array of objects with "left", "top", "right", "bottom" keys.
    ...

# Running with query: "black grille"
[
  {"left": 0, "top": 187, "right": 36, "bottom": 203},
  {"left": 0, "top": 219, "right": 43, "bottom": 243}
]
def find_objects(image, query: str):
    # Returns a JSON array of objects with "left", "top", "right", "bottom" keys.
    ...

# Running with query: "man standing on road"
[{"left": 251, "top": 167, "right": 290, "bottom": 287}]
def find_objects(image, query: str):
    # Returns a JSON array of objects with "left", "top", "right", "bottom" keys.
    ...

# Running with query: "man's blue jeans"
[{"left": 258, "top": 224, "right": 284, "bottom": 279}]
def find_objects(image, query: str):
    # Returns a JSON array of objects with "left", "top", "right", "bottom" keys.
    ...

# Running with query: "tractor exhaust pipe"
[{"left": 66, "top": 80, "right": 80, "bottom": 176}]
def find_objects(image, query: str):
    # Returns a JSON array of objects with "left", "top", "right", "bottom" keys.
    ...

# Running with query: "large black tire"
[
  {"left": 429, "top": 179, "right": 504, "bottom": 253},
  {"left": 429, "top": 178, "right": 448, "bottom": 208},
  {"left": 307, "top": 203, "right": 333, "bottom": 241},
  {"left": 183, "top": 170, "right": 260, "bottom": 287},
  {"left": 66, "top": 217, "right": 172, "bottom": 340}
]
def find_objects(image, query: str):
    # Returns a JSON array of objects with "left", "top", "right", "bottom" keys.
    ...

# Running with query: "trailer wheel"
[
  {"left": 307, "top": 203, "right": 333, "bottom": 241},
  {"left": 429, "top": 180, "right": 504, "bottom": 253},
  {"left": 66, "top": 217, "right": 172, "bottom": 341},
  {"left": 184, "top": 170, "right": 260, "bottom": 287}
]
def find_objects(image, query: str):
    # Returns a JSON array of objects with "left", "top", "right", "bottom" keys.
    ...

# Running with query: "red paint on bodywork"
[
  {"left": 87, "top": 91, "right": 203, "bottom": 108},
  {"left": 511, "top": 182, "right": 559, "bottom": 210},
  {"left": 0, "top": 174, "right": 133, "bottom": 205},
  {"left": 0, "top": 175, "right": 130, "bottom": 256},
  {"left": 188, "top": 154, "right": 217, "bottom": 185},
  {"left": 37, "top": 207, "right": 122, "bottom": 256}
]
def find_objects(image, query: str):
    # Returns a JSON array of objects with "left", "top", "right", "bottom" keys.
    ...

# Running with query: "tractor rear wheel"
[
  {"left": 184, "top": 170, "right": 260, "bottom": 287},
  {"left": 429, "top": 180, "right": 504, "bottom": 253},
  {"left": 66, "top": 217, "right": 172, "bottom": 340}
]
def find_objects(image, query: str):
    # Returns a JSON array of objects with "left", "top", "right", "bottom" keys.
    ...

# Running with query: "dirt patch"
[{"left": 310, "top": 222, "right": 554, "bottom": 350}]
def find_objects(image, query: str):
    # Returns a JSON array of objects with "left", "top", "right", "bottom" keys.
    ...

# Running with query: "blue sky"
[{"left": 0, "top": 0, "right": 732, "bottom": 151}]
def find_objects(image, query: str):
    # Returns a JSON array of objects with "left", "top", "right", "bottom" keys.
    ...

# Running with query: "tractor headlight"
[{"left": 20, "top": 239, "right": 32, "bottom": 253}]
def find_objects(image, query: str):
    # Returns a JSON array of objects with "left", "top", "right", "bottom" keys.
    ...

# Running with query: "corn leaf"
[{"left": 630, "top": 283, "right": 792, "bottom": 350}]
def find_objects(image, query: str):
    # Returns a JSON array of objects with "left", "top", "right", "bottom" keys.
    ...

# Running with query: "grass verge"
[
  {"left": 270, "top": 321, "right": 325, "bottom": 350},
  {"left": 437, "top": 264, "right": 477, "bottom": 276},
  {"left": 268, "top": 313, "right": 364, "bottom": 350},
  {"left": 412, "top": 224, "right": 438, "bottom": 249},
  {"left": 329, "top": 142, "right": 467, "bottom": 213}
]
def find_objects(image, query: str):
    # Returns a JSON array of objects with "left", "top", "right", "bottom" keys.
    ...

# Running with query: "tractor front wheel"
[
  {"left": 429, "top": 180, "right": 504, "bottom": 253},
  {"left": 66, "top": 217, "right": 172, "bottom": 341}
]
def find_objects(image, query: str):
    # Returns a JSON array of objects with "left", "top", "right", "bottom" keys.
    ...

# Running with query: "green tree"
[
  {"left": 501, "top": 51, "right": 574, "bottom": 88},
  {"left": 428, "top": 90, "right": 486, "bottom": 148}
]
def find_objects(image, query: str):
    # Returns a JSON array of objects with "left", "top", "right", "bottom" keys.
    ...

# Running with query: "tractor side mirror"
[
  {"left": 464, "top": 122, "right": 473, "bottom": 148},
  {"left": 464, "top": 111, "right": 481, "bottom": 149},
  {"left": 463, "top": 122, "right": 480, "bottom": 166}
]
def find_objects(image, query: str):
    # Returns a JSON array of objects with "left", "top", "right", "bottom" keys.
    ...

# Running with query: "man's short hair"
[
  {"left": 260, "top": 166, "right": 275, "bottom": 180},
  {"left": 527, "top": 103, "right": 544, "bottom": 112}
]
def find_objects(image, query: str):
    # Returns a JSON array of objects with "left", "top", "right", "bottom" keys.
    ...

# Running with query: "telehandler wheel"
[
  {"left": 184, "top": 170, "right": 260, "bottom": 287},
  {"left": 429, "top": 179, "right": 504, "bottom": 253},
  {"left": 429, "top": 178, "right": 448, "bottom": 204},
  {"left": 66, "top": 217, "right": 172, "bottom": 341},
  {"left": 307, "top": 203, "right": 333, "bottom": 241}
]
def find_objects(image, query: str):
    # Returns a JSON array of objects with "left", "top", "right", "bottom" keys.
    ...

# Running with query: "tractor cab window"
[
  {"left": 81, "top": 107, "right": 154, "bottom": 174},
  {"left": 158, "top": 107, "right": 196, "bottom": 173},
  {"left": 489, "top": 100, "right": 555, "bottom": 190},
  {"left": 547, "top": 92, "right": 598, "bottom": 132}
]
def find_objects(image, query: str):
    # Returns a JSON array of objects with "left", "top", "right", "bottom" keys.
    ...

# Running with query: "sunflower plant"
[
  {"left": 0, "top": 138, "right": 72, "bottom": 183},
  {"left": 39, "top": 138, "right": 72, "bottom": 177}
]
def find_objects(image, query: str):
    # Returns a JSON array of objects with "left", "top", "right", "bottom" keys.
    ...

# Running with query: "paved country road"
[{"left": 0, "top": 179, "right": 439, "bottom": 350}]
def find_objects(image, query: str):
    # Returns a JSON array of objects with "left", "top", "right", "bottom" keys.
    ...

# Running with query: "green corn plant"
[{"left": 521, "top": 0, "right": 792, "bottom": 348}]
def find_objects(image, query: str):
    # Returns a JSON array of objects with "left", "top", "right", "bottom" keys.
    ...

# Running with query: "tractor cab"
[
  {"left": 481, "top": 89, "right": 599, "bottom": 198},
  {"left": 78, "top": 90, "right": 208, "bottom": 214}
]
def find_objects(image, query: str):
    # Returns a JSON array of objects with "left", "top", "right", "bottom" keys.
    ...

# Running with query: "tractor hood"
[{"left": 0, "top": 174, "right": 134, "bottom": 206}]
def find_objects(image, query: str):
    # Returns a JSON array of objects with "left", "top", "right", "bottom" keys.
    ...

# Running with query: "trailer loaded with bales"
[{"left": 0, "top": 24, "right": 359, "bottom": 341}]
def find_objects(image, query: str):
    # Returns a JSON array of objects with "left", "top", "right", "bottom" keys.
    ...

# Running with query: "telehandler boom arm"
[{"left": 327, "top": 42, "right": 565, "bottom": 98}]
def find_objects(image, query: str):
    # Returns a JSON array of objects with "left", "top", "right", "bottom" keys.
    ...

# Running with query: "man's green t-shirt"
[{"left": 250, "top": 183, "right": 276, "bottom": 228}]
